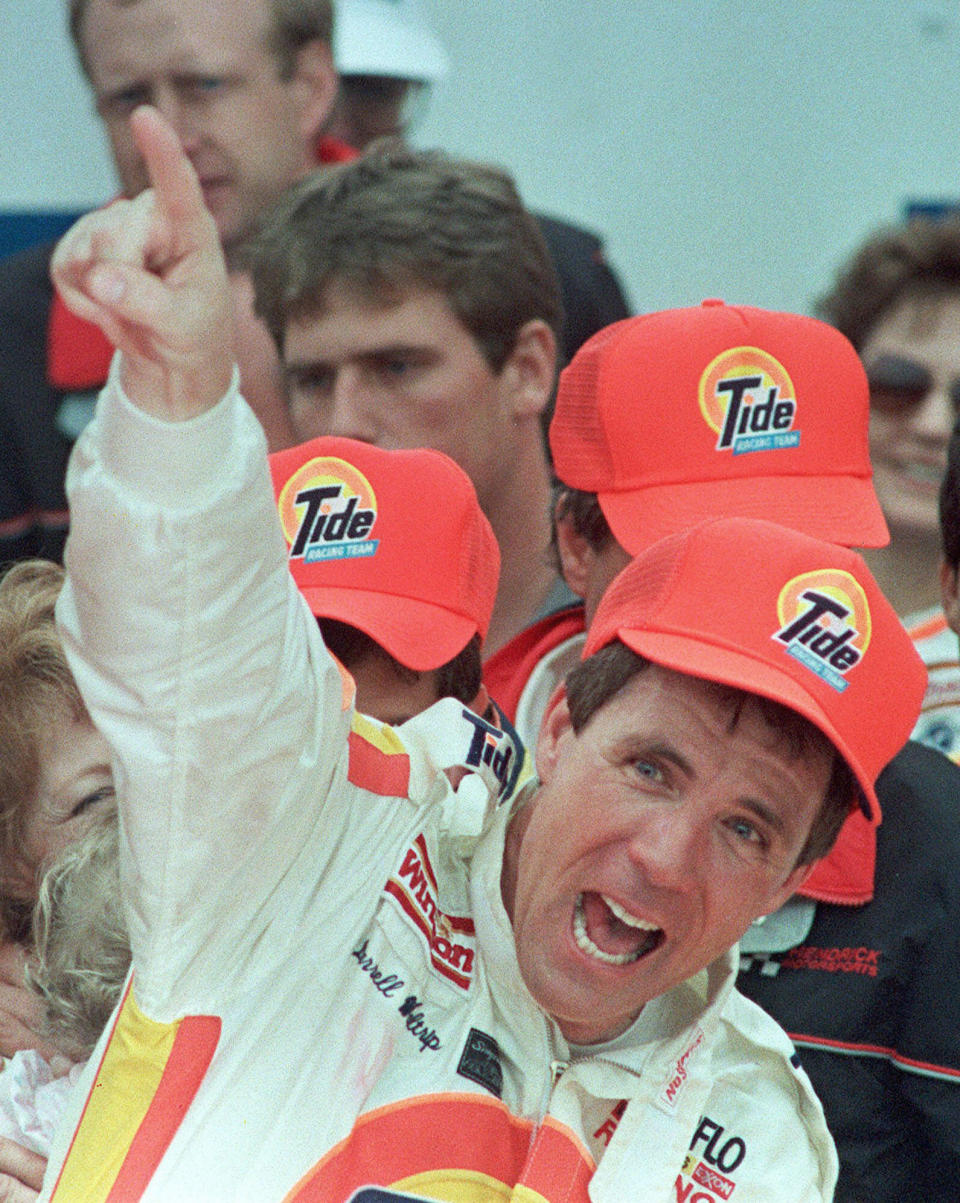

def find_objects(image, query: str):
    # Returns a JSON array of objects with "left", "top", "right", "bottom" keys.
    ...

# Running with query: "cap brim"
[
  {"left": 600, "top": 474, "right": 890, "bottom": 556},
  {"left": 614, "top": 626, "right": 880, "bottom": 823},
  {"left": 302, "top": 586, "right": 478, "bottom": 672}
]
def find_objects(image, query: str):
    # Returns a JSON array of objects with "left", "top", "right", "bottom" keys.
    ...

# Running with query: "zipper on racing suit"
[{"left": 530, "top": 1040, "right": 570, "bottom": 1149}]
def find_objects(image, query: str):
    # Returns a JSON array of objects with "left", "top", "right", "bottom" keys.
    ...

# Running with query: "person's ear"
[
  {"left": 499, "top": 319, "right": 557, "bottom": 422},
  {"left": 535, "top": 689, "right": 572, "bottom": 783},
  {"left": 292, "top": 40, "right": 339, "bottom": 150},
  {"left": 941, "top": 558, "right": 960, "bottom": 636},
  {"left": 554, "top": 502, "right": 592, "bottom": 599}
]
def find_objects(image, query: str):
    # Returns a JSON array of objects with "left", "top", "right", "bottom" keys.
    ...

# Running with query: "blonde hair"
[
  {"left": 27, "top": 806, "right": 129, "bottom": 1058},
  {"left": 0, "top": 560, "right": 87, "bottom": 940}
]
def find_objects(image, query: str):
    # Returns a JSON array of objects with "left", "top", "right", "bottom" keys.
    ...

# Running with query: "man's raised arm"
[
  {"left": 46, "top": 105, "right": 348, "bottom": 1016},
  {"left": 51, "top": 105, "right": 233, "bottom": 420}
]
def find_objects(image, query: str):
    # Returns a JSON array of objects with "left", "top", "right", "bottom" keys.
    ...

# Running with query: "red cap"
[
  {"left": 549, "top": 300, "right": 889, "bottom": 553},
  {"left": 268, "top": 437, "right": 499, "bottom": 670},
  {"left": 583, "top": 517, "right": 926, "bottom": 822}
]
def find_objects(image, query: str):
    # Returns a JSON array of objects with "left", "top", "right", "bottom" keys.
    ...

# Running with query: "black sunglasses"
[{"left": 866, "top": 353, "right": 960, "bottom": 415}]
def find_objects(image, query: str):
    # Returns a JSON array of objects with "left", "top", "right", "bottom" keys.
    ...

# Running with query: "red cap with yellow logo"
[
  {"left": 549, "top": 300, "right": 888, "bottom": 553},
  {"left": 583, "top": 517, "right": 926, "bottom": 822},
  {"left": 269, "top": 437, "right": 499, "bottom": 670}
]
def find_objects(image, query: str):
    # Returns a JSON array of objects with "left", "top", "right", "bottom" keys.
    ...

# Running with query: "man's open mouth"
[{"left": 573, "top": 892, "right": 664, "bottom": 965}]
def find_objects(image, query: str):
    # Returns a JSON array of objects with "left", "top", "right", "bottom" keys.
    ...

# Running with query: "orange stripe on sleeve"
[
  {"left": 347, "top": 716, "right": 410, "bottom": 796},
  {"left": 49, "top": 984, "right": 220, "bottom": 1202}
]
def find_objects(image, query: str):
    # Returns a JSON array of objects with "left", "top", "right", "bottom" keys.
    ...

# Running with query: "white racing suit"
[{"left": 42, "top": 363, "right": 838, "bottom": 1202}]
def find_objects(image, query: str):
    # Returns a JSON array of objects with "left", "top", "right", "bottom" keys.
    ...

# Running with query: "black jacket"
[
  {"left": 0, "top": 239, "right": 80, "bottom": 565},
  {"left": 739, "top": 740, "right": 960, "bottom": 1201}
]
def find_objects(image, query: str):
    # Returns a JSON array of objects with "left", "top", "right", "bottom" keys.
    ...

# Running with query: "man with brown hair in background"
[{"left": 248, "top": 139, "right": 567, "bottom": 655}]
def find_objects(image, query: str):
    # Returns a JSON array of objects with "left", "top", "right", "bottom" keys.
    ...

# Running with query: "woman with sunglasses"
[{"left": 819, "top": 216, "right": 960, "bottom": 760}]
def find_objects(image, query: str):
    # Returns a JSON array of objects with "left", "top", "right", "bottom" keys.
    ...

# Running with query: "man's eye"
[
  {"left": 183, "top": 76, "right": 227, "bottom": 99},
  {"left": 631, "top": 759, "right": 663, "bottom": 784},
  {"left": 726, "top": 816, "right": 767, "bottom": 849},
  {"left": 291, "top": 369, "right": 333, "bottom": 397},
  {"left": 99, "top": 87, "right": 150, "bottom": 118},
  {"left": 69, "top": 785, "right": 116, "bottom": 820},
  {"left": 376, "top": 358, "right": 412, "bottom": 381}
]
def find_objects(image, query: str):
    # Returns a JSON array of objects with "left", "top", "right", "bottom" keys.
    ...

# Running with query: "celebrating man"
[{"left": 40, "top": 108, "right": 925, "bottom": 1202}]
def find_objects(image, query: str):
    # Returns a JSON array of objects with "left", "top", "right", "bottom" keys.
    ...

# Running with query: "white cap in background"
[{"left": 334, "top": 0, "right": 450, "bottom": 82}]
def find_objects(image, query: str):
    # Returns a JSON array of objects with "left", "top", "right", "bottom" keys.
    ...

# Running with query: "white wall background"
[{"left": 3, "top": 0, "right": 960, "bottom": 317}]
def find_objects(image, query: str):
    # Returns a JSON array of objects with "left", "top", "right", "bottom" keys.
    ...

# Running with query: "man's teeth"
[
  {"left": 602, "top": 895, "right": 660, "bottom": 932},
  {"left": 573, "top": 895, "right": 661, "bottom": 966}
]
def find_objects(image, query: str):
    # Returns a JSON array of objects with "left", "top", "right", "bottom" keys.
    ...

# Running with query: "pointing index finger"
[{"left": 129, "top": 104, "right": 208, "bottom": 235}]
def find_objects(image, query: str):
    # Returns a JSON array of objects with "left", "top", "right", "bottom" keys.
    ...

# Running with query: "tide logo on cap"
[
  {"left": 699, "top": 346, "right": 801, "bottom": 456},
  {"left": 277, "top": 456, "right": 379, "bottom": 563},
  {"left": 773, "top": 570, "right": 872, "bottom": 692}
]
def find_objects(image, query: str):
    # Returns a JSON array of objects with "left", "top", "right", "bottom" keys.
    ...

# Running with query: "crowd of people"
[{"left": 1, "top": 2, "right": 959, "bottom": 1202}]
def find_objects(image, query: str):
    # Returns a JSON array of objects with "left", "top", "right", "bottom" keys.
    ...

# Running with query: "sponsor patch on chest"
[
  {"left": 677, "top": 1115, "right": 748, "bottom": 1199},
  {"left": 384, "top": 833, "right": 476, "bottom": 990}
]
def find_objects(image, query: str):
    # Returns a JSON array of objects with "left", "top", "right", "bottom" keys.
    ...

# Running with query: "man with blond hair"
[{"left": 0, "top": 0, "right": 338, "bottom": 565}]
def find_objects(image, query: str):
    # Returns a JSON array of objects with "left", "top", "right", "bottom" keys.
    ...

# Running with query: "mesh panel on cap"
[
  {"left": 589, "top": 527, "right": 689, "bottom": 652},
  {"left": 551, "top": 323, "right": 625, "bottom": 486},
  {"left": 455, "top": 505, "right": 497, "bottom": 637}
]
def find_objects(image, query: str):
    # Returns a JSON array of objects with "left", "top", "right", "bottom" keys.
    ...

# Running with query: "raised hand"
[{"left": 50, "top": 106, "right": 234, "bottom": 421}]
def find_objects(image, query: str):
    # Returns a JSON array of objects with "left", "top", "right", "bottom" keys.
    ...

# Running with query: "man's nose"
[
  {"left": 626, "top": 806, "right": 702, "bottom": 891},
  {"left": 912, "top": 376, "right": 957, "bottom": 443},
  {"left": 324, "top": 369, "right": 380, "bottom": 442},
  {"left": 149, "top": 87, "right": 203, "bottom": 155}
]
